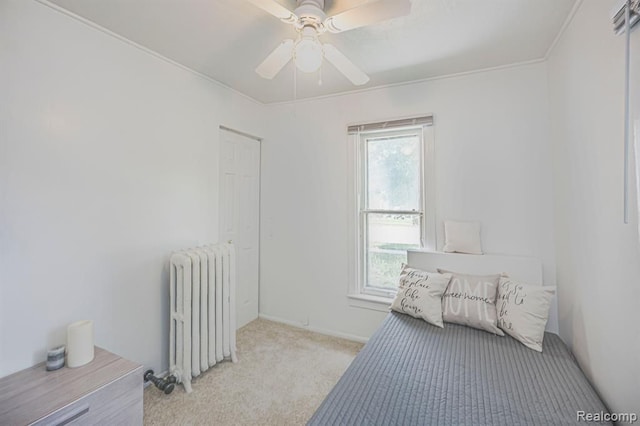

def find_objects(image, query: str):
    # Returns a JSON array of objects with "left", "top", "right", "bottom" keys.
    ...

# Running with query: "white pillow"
[
  {"left": 442, "top": 221, "right": 483, "bottom": 255},
  {"left": 390, "top": 265, "right": 452, "bottom": 328},
  {"left": 497, "top": 277, "right": 555, "bottom": 352},
  {"left": 439, "top": 269, "right": 504, "bottom": 335}
]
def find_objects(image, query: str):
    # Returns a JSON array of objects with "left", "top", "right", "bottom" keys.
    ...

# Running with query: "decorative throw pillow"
[
  {"left": 439, "top": 269, "right": 504, "bottom": 335},
  {"left": 497, "top": 277, "right": 555, "bottom": 352},
  {"left": 442, "top": 221, "right": 483, "bottom": 254},
  {"left": 390, "top": 265, "right": 452, "bottom": 328}
]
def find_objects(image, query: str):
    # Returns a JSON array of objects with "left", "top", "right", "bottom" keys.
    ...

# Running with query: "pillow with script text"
[
  {"left": 390, "top": 265, "right": 452, "bottom": 327},
  {"left": 497, "top": 277, "right": 555, "bottom": 352},
  {"left": 439, "top": 270, "right": 504, "bottom": 335}
]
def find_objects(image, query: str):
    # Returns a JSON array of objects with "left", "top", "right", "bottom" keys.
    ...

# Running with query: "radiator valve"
[{"left": 144, "top": 369, "right": 177, "bottom": 395}]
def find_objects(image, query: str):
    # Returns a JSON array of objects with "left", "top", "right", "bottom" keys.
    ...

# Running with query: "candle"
[{"left": 66, "top": 320, "right": 94, "bottom": 368}]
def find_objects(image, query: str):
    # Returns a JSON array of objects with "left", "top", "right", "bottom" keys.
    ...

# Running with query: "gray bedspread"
[{"left": 309, "top": 312, "right": 610, "bottom": 425}]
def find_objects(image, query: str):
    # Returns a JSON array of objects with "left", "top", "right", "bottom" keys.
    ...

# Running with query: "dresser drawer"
[
  {"left": 0, "top": 348, "right": 143, "bottom": 426},
  {"left": 34, "top": 365, "right": 143, "bottom": 426}
]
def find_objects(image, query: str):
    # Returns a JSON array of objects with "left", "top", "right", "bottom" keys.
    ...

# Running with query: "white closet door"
[{"left": 219, "top": 128, "right": 261, "bottom": 329}]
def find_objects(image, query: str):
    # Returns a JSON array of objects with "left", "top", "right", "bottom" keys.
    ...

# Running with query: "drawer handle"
[{"left": 54, "top": 404, "right": 90, "bottom": 426}]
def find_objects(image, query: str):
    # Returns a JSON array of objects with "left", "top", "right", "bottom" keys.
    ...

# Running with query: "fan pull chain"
[
  {"left": 318, "top": 63, "right": 323, "bottom": 86},
  {"left": 293, "top": 63, "right": 297, "bottom": 102}
]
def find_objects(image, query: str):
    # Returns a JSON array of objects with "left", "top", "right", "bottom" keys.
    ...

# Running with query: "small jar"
[{"left": 46, "top": 345, "right": 65, "bottom": 371}]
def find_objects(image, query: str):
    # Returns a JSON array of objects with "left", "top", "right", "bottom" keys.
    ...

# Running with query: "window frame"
[{"left": 348, "top": 122, "right": 436, "bottom": 310}]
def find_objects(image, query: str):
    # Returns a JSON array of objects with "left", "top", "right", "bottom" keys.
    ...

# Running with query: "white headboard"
[
  {"left": 407, "top": 250, "right": 558, "bottom": 333},
  {"left": 407, "top": 250, "right": 542, "bottom": 284}
]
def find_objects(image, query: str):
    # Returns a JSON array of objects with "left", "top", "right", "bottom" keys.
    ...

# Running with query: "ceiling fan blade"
[
  {"left": 322, "top": 44, "right": 370, "bottom": 86},
  {"left": 256, "top": 39, "right": 294, "bottom": 79},
  {"left": 247, "top": 0, "right": 298, "bottom": 24},
  {"left": 324, "top": 0, "right": 411, "bottom": 33}
]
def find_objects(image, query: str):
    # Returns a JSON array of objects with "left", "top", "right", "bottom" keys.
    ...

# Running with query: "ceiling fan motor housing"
[{"left": 294, "top": 0, "right": 327, "bottom": 30}]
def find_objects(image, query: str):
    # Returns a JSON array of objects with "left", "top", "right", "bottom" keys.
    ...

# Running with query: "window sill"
[{"left": 347, "top": 293, "right": 393, "bottom": 313}]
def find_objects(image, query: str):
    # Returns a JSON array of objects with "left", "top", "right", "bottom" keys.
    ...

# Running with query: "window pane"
[
  {"left": 365, "top": 213, "right": 421, "bottom": 291},
  {"left": 366, "top": 135, "right": 420, "bottom": 210}
]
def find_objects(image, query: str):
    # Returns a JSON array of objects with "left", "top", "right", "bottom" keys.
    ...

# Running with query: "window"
[{"left": 348, "top": 116, "right": 435, "bottom": 305}]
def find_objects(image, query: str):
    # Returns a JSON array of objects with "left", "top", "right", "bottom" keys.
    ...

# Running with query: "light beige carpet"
[{"left": 144, "top": 319, "right": 364, "bottom": 426}]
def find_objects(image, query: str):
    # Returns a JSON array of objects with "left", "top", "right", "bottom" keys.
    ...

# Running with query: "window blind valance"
[
  {"left": 612, "top": 0, "right": 639, "bottom": 34},
  {"left": 348, "top": 115, "right": 433, "bottom": 134}
]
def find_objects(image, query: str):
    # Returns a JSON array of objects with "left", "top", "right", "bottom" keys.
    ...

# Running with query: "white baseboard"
[{"left": 258, "top": 313, "right": 369, "bottom": 344}]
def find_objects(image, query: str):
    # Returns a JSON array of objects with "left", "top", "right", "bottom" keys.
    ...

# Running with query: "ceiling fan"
[{"left": 248, "top": 0, "right": 412, "bottom": 85}]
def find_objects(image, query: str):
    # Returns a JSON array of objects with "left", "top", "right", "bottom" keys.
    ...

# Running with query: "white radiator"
[{"left": 169, "top": 243, "right": 237, "bottom": 393}]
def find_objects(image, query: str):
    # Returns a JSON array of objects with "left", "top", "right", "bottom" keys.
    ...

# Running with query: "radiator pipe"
[{"left": 144, "top": 369, "right": 176, "bottom": 395}]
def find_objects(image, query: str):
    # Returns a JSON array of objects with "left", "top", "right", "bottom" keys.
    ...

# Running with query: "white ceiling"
[{"left": 47, "top": 0, "right": 577, "bottom": 103}]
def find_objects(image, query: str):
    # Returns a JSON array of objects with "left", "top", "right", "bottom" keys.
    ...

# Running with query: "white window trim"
[{"left": 347, "top": 121, "right": 436, "bottom": 311}]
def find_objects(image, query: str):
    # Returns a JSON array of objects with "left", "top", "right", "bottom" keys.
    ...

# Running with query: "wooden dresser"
[{"left": 0, "top": 347, "right": 143, "bottom": 425}]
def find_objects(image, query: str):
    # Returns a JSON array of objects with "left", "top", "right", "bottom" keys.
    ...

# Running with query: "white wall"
[
  {"left": 547, "top": 0, "right": 640, "bottom": 414},
  {"left": 0, "top": 1, "right": 265, "bottom": 377},
  {"left": 7, "top": 3, "right": 635, "bottom": 417},
  {"left": 260, "top": 62, "right": 557, "bottom": 340}
]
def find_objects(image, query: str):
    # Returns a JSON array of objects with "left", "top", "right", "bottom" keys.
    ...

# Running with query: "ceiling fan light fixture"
[
  {"left": 251, "top": 0, "right": 412, "bottom": 85},
  {"left": 294, "top": 27, "right": 323, "bottom": 73}
]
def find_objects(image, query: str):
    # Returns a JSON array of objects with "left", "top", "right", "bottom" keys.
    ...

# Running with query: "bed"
[{"left": 308, "top": 251, "right": 610, "bottom": 425}]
